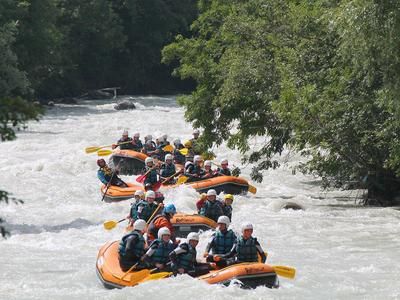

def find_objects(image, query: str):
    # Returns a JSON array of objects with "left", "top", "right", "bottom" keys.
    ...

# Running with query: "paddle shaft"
[{"left": 161, "top": 170, "right": 181, "bottom": 184}]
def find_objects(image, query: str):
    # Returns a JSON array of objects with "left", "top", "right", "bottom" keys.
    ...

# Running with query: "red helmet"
[{"left": 97, "top": 159, "right": 106, "bottom": 166}]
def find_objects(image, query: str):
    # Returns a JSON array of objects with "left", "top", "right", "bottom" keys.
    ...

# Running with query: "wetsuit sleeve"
[
  {"left": 169, "top": 244, "right": 188, "bottom": 263},
  {"left": 124, "top": 235, "right": 140, "bottom": 260},
  {"left": 220, "top": 242, "right": 237, "bottom": 259},
  {"left": 145, "top": 240, "right": 159, "bottom": 257},
  {"left": 205, "top": 234, "right": 216, "bottom": 253},
  {"left": 255, "top": 239, "right": 266, "bottom": 263}
]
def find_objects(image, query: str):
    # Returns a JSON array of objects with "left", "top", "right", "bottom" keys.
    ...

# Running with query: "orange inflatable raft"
[
  {"left": 100, "top": 175, "right": 256, "bottom": 202},
  {"left": 96, "top": 241, "right": 279, "bottom": 289}
]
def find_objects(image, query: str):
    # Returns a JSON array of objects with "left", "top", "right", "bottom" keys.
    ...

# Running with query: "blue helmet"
[{"left": 163, "top": 203, "right": 176, "bottom": 215}]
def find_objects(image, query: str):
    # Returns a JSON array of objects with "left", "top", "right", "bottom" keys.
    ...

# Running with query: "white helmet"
[
  {"left": 220, "top": 158, "right": 228, "bottom": 165},
  {"left": 134, "top": 219, "right": 147, "bottom": 231},
  {"left": 187, "top": 232, "right": 200, "bottom": 241},
  {"left": 217, "top": 216, "right": 230, "bottom": 226},
  {"left": 165, "top": 154, "right": 173, "bottom": 161},
  {"left": 207, "top": 189, "right": 217, "bottom": 196},
  {"left": 134, "top": 132, "right": 140, "bottom": 138},
  {"left": 194, "top": 155, "right": 203, "bottom": 162},
  {"left": 173, "top": 138, "right": 181, "bottom": 145},
  {"left": 204, "top": 160, "right": 212, "bottom": 167},
  {"left": 146, "top": 190, "right": 156, "bottom": 199},
  {"left": 157, "top": 227, "right": 171, "bottom": 239},
  {"left": 241, "top": 222, "right": 253, "bottom": 233},
  {"left": 123, "top": 130, "right": 129, "bottom": 136},
  {"left": 193, "top": 129, "right": 200, "bottom": 135},
  {"left": 145, "top": 134, "right": 153, "bottom": 141},
  {"left": 134, "top": 190, "right": 145, "bottom": 197},
  {"left": 145, "top": 157, "right": 153, "bottom": 164},
  {"left": 162, "top": 134, "right": 168, "bottom": 141}
]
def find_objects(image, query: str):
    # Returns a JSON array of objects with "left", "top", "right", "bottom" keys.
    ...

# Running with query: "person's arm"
[
  {"left": 169, "top": 244, "right": 188, "bottom": 264},
  {"left": 255, "top": 239, "right": 266, "bottom": 263},
  {"left": 218, "top": 242, "right": 237, "bottom": 260},
  {"left": 97, "top": 170, "right": 108, "bottom": 185},
  {"left": 204, "top": 234, "right": 216, "bottom": 256},
  {"left": 124, "top": 235, "right": 139, "bottom": 260}
]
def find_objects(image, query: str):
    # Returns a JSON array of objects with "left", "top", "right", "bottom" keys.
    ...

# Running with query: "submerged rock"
[
  {"left": 281, "top": 202, "right": 304, "bottom": 210},
  {"left": 114, "top": 101, "right": 136, "bottom": 110}
]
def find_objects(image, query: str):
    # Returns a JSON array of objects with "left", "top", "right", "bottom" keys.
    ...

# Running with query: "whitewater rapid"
[{"left": 0, "top": 96, "right": 399, "bottom": 299}]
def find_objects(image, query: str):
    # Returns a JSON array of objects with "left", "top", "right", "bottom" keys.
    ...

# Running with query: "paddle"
[
  {"left": 161, "top": 170, "right": 181, "bottom": 184},
  {"left": 103, "top": 218, "right": 126, "bottom": 230},
  {"left": 178, "top": 148, "right": 189, "bottom": 155},
  {"left": 162, "top": 144, "right": 174, "bottom": 152},
  {"left": 139, "top": 272, "right": 173, "bottom": 283},
  {"left": 85, "top": 140, "right": 134, "bottom": 154},
  {"left": 97, "top": 149, "right": 113, "bottom": 156},
  {"left": 273, "top": 265, "right": 296, "bottom": 279},
  {"left": 176, "top": 175, "right": 188, "bottom": 185}
]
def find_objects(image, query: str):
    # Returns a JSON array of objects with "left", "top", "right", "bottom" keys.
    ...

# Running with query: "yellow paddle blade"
[
  {"left": 178, "top": 148, "right": 188, "bottom": 155},
  {"left": 273, "top": 265, "right": 296, "bottom": 279},
  {"left": 139, "top": 272, "right": 172, "bottom": 283},
  {"left": 85, "top": 146, "right": 100, "bottom": 154},
  {"left": 97, "top": 149, "right": 113, "bottom": 156},
  {"left": 129, "top": 269, "right": 151, "bottom": 285},
  {"left": 248, "top": 184, "right": 257, "bottom": 194},
  {"left": 103, "top": 220, "right": 118, "bottom": 230},
  {"left": 176, "top": 176, "right": 188, "bottom": 185},
  {"left": 162, "top": 144, "right": 174, "bottom": 152}
]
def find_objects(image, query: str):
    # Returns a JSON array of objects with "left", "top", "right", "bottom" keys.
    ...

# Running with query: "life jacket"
[
  {"left": 173, "top": 146, "right": 185, "bottom": 164},
  {"left": 144, "top": 168, "right": 159, "bottom": 185},
  {"left": 149, "top": 239, "right": 175, "bottom": 264},
  {"left": 131, "top": 139, "right": 143, "bottom": 151},
  {"left": 118, "top": 137, "right": 135, "bottom": 150},
  {"left": 147, "top": 214, "right": 173, "bottom": 242},
  {"left": 144, "top": 141, "right": 157, "bottom": 152},
  {"left": 211, "top": 229, "right": 236, "bottom": 255},
  {"left": 118, "top": 230, "right": 145, "bottom": 261},
  {"left": 137, "top": 200, "right": 158, "bottom": 222},
  {"left": 161, "top": 163, "right": 176, "bottom": 178},
  {"left": 222, "top": 204, "right": 233, "bottom": 220},
  {"left": 176, "top": 243, "right": 196, "bottom": 271},
  {"left": 217, "top": 168, "right": 231, "bottom": 176},
  {"left": 100, "top": 166, "right": 113, "bottom": 177},
  {"left": 201, "top": 200, "right": 224, "bottom": 222},
  {"left": 236, "top": 236, "right": 258, "bottom": 262},
  {"left": 129, "top": 201, "right": 140, "bottom": 220}
]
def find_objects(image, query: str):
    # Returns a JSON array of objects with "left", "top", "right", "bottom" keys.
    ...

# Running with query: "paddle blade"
[
  {"left": 136, "top": 174, "right": 146, "bottom": 183},
  {"left": 103, "top": 220, "right": 118, "bottom": 230},
  {"left": 273, "top": 265, "right": 296, "bottom": 279},
  {"left": 85, "top": 146, "right": 100, "bottom": 154},
  {"left": 97, "top": 149, "right": 113, "bottom": 156},
  {"left": 176, "top": 176, "right": 188, "bottom": 185},
  {"left": 152, "top": 181, "right": 162, "bottom": 191},
  {"left": 248, "top": 184, "right": 257, "bottom": 194},
  {"left": 162, "top": 144, "right": 174, "bottom": 152},
  {"left": 129, "top": 269, "right": 151, "bottom": 285},
  {"left": 140, "top": 272, "right": 172, "bottom": 283},
  {"left": 178, "top": 148, "right": 188, "bottom": 155}
]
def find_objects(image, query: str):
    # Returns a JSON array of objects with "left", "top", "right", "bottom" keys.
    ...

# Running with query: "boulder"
[{"left": 114, "top": 101, "right": 136, "bottom": 110}]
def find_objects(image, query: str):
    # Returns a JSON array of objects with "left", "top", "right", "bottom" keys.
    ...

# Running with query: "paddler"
[{"left": 97, "top": 158, "right": 128, "bottom": 187}]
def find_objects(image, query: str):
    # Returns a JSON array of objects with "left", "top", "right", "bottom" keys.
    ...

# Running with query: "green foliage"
[
  {"left": 0, "top": 191, "right": 23, "bottom": 238},
  {"left": 163, "top": 0, "right": 400, "bottom": 204}
]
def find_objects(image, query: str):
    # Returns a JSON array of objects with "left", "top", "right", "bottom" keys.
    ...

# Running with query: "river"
[{"left": 0, "top": 96, "right": 399, "bottom": 299}]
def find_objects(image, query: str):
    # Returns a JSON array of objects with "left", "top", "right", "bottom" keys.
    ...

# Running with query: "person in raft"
[
  {"left": 147, "top": 203, "right": 177, "bottom": 244},
  {"left": 202, "top": 160, "right": 216, "bottom": 178},
  {"left": 127, "top": 190, "right": 145, "bottom": 225},
  {"left": 214, "top": 222, "right": 267, "bottom": 265},
  {"left": 142, "top": 227, "right": 175, "bottom": 271},
  {"left": 160, "top": 154, "right": 176, "bottom": 184},
  {"left": 136, "top": 190, "right": 159, "bottom": 223},
  {"left": 142, "top": 135, "right": 157, "bottom": 156},
  {"left": 131, "top": 132, "right": 143, "bottom": 151},
  {"left": 143, "top": 157, "right": 159, "bottom": 190},
  {"left": 172, "top": 138, "right": 186, "bottom": 165},
  {"left": 203, "top": 216, "right": 237, "bottom": 268},
  {"left": 185, "top": 155, "right": 205, "bottom": 182},
  {"left": 118, "top": 219, "right": 148, "bottom": 271},
  {"left": 222, "top": 194, "right": 234, "bottom": 221},
  {"left": 199, "top": 189, "right": 224, "bottom": 222},
  {"left": 169, "top": 232, "right": 213, "bottom": 277},
  {"left": 190, "top": 129, "right": 202, "bottom": 155},
  {"left": 97, "top": 158, "right": 128, "bottom": 187},
  {"left": 112, "top": 130, "right": 135, "bottom": 150},
  {"left": 216, "top": 158, "right": 232, "bottom": 176}
]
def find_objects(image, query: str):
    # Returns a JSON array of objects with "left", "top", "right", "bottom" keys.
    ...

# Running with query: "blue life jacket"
[
  {"left": 149, "top": 239, "right": 175, "bottom": 264},
  {"left": 118, "top": 230, "right": 145, "bottom": 263},
  {"left": 236, "top": 236, "right": 258, "bottom": 262},
  {"left": 200, "top": 200, "right": 224, "bottom": 222},
  {"left": 211, "top": 229, "right": 237, "bottom": 254},
  {"left": 176, "top": 243, "right": 196, "bottom": 271},
  {"left": 97, "top": 167, "right": 113, "bottom": 184},
  {"left": 161, "top": 163, "right": 176, "bottom": 178}
]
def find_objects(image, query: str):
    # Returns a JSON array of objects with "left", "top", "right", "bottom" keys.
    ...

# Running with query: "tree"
[
  {"left": 0, "top": 20, "right": 42, "bottom": 237},
  {"left": 163, "top": 0, "right": 400, "bottom": 205}
]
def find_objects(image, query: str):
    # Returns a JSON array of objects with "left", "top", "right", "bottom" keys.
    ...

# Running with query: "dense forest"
[
  {"left": 163, "top": 0, "right": 400, "bottom": 205},
  {"left": 0, "top": 0, "right": 197, "bottom": 100}
]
